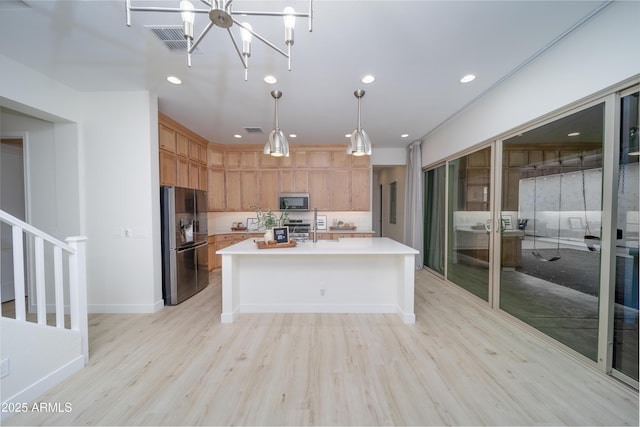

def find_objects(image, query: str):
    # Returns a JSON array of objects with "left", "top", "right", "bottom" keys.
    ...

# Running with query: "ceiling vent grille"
[
  {"left": 146, "top": 26, "right": 195, "bottom": 52},
  {"left": 244, "top": 127, "right": 264, "bottom": 134}
]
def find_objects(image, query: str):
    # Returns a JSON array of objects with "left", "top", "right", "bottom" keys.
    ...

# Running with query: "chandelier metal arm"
[
  {"left": 189, "top": 20, "right": 215, "bottom": 54},
  {"left": 226, "top": 27, "right": 248, "bottom": 69},
  {"left": 232, "top": 19, "right": 289, "bottom": 60}
]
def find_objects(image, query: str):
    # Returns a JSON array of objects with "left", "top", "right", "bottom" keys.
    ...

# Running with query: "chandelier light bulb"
[
  {"left": 240, "top": 22, "right": 253, "bottom": 44},
  {"left": 283, "top": 7, "right": 296, "bottom": 30},
  {"left": 180, "top": 0, "right": 195, "bottom": 25}
]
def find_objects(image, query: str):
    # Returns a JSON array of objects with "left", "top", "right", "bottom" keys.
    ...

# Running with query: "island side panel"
[
  {"left": 396, "top": 254, "right": 416, "bottom": 324},
  {"left": 220, "top": 254, "right": 240, "bottom": 323},
  {"left": 236, "top": 254, "right": 398, "bottom": 314}
]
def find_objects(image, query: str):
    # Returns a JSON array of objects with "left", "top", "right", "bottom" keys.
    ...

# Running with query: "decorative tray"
[
  {"left": 329, "top": 226, "right": 357, "bottom": 231},
  {"left": 231, "top": 227, "right": 248, "bottom": 231},
  {"left": 255, "top": 240, "right": 297, "bottom": 249}
]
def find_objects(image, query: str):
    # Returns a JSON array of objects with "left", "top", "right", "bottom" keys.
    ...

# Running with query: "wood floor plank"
[{"left": 3, "top": 269, "right": 638, "bottom": 426}]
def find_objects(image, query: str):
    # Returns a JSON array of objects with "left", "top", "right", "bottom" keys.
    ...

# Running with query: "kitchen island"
[{"left": 217, "top": 237, "right": 419, "bottom": 324}]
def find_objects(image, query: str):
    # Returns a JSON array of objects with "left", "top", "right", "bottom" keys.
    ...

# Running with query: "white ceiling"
[{"left": 0, "top": 0, "right": 610, "bottom": 149}]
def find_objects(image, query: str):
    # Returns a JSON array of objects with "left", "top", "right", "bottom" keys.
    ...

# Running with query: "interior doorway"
[{"left": 1, "top": 136, "right": 27, "bottom": 303}]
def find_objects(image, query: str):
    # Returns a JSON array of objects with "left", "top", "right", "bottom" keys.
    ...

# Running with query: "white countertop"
[
  {"left": 209, "top": 230, "right": 374, "bottom": 236},
  {"left": 217, "top": 237, "right": 418, "bottom": 255}
]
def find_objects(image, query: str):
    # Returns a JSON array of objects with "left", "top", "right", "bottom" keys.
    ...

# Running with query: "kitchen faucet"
[{"left": 313, "top": 208, "right": 318, "bottom": 243}]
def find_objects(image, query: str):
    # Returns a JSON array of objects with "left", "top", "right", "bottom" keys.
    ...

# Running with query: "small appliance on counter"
[
  {"left": 160, "top": 186, "right": 209, "bottom": 305},
  {"left": 283, "top": 219, "right": 311, "bottom": 241}
]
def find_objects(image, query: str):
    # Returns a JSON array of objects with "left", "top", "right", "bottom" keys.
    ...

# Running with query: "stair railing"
[{"left": 0, "top": 210, "right": 88, "bottom": 362}]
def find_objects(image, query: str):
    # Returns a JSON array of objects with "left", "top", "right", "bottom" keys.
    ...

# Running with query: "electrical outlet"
[{"left": 1, "top": 358, "right": 9, "bottom": 378}]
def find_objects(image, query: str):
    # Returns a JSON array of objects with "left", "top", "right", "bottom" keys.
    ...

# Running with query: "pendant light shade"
[
  {"left": 347, "top": 89, "right": 372, "bottom": 156},
  {"left": 264, "top": 90, "right": 290, "bottom": 157}
]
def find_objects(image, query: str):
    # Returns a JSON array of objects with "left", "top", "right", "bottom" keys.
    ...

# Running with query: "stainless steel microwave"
[{"left": 279, "top": 193, "right": 309, "bottom": 211}]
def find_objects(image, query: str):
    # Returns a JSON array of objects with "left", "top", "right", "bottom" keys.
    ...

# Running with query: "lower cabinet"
[
  {"left": 210, "top": 233, "right": 262, "bottom": 269},
  {"left": 314, "top": 232, "right": 374, "bottom": 240}
]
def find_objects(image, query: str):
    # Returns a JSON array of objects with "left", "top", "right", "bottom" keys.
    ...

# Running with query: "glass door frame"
[{"left": 489, "top": 86, "right": 638, "bottom": 387}]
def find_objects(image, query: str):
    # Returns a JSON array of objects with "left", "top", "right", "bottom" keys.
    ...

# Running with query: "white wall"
[
  {"left": 422, "top": 1, "right": 640, "bottom": 165},
  {"left": 374, "top": 166, "right": 406, "bottom": 243},
  {"left": 0, "top": 54, "right": 162, "bottom": 313},
  {"left": 80, "top": 92, "right": 162, "bottom": 312}
]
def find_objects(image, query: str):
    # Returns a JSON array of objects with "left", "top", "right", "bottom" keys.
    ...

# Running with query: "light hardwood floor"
[{"left": 3, "top": 269, "right": 638, "bottom": 426}]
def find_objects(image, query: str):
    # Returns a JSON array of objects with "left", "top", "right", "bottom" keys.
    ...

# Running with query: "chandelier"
[{"left": 125, "top": 0, "right": 313, "bottom": 80}]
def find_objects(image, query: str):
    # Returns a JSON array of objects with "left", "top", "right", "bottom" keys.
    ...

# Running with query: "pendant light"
[
  {"left": 347, "top": 89, "right": 372, "bottom": 156},
  {"left": 264, "top": 90, "right": 290, "bottom": 157}
]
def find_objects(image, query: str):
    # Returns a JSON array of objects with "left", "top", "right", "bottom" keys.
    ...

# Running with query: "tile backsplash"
[{"left": 208, "top": 211, "right": 373, "bottom": 234}]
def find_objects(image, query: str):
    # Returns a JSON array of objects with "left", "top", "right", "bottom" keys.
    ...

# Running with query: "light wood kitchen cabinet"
[
  {"left": 313, "top": 232, "right": 374, "bottom": 240},
  {"left": 159, "top": 125, "right": 176, "bottom": 152},
  {"left": 351, "top": 168, "right": 371, "bottom": 211},
  {"left": 208, "top": 168, "right": 226, "bottom": 211},
  {"left": 159, "top": 151, "right": 177, "bottom": 186},
  {"left": 176, "top": 133, "right": 189, "bottom": 158},
  {"left": 351, "top": 154, "right": 370, "bottom": 168},
  {"left": 189, "top": 139, "right": 200, "bottom": 161},
  {"left": 330, "top": 170, "right": 351, "bottom": 211},
  {"left": 258, "top": 170, "right": 279, "bottom": 211},
  {"left": 199, "top": 165, "right": 207, "bottom": 191},
  {"left": 308, "top": 151, "right": 331, "bottom": 168},
  {"left": 225, "top": 170, "right": 242, "bottom": 211},
  {"left": 177, "top": 156, "right": 189, "bottom": 188},
  {"left": 309, "top": 170, "right": 330, "bottom": 210},
  {"left": 225, "top": 170, "right": 259, "bottom": 211},
  {"left": 189, "top": 160, "right": 199, "bottom": 189},
  {"left": 225, "top": 151, "right": 242, "bottom": 169},
  {"left": 279, "top": 170, "right": 308, "bottom": 193},
  {"left": 208, "top": 236, "right": 216, "bottom": 271},
  {"left": 331, "top": 151, "right": 350, "bottom": 168},
  {"left": 211, "top": 233, "right": 262, "bottom": 269},
  {"left": 241, "top": 170, "right": 259, "bottom": 210},
  {"left": 208, "top": 146, "right": 224, "bottom": 168}
]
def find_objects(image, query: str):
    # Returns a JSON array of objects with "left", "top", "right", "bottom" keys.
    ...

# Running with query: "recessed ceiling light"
[
  {"left": 289, "top": 134, "right": 297, "bottom": 138},
  {"left": 361, "top": 74, "right": 375, "bottom": 84},
  {"left": 166, "top": 75, "right": 182, "bottom": 85},
  {"left": 460, "top": 74, "right": 476, "bottom": 83},
  {"left": 401, "top": 134, "right": 409, "bottom": 138},
  {"left": 345, "top": 133, "right": 352, "bottom": 138},
  {"left": 264, "top": 75, "right": 277, "bottom": 84},
  {"left": 234, "top": 134, "right": 242, "bottom": 139},
  {"left": 567, "top": 132, "right": 580, "bottom": 137}
]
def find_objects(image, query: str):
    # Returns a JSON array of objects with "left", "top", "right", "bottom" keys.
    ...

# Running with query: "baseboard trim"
[
  {"left": 1, "top": 355, "right": 85, "bottom": 421},
  {"left": 88, "top": 300, "right": 164, "bottom": 314}
]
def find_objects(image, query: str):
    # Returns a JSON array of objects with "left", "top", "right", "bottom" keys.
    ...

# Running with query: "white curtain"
[{"left": 404, "top": 140, "right": 424, "bottom": 269}]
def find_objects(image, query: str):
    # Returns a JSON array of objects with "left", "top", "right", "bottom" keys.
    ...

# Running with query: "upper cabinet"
[{"left": 159, "top": 114, "right": 371, "bottom": 212}]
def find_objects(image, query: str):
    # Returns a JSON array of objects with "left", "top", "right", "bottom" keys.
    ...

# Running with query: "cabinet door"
[
  {"left": 330, "top": 170, "right": 350, "bottom": 210},
  {"left": 226, "top": 151, "right": 242, "bottom": 169},
  {"left": 208, "top": 146, "right": 224, "bottom": 168},
  {"left": 159, "top": 125, "right": 176, "bottom": 153},
  {"left": 199, "top": 165, "right": 207, "bottom": 191},
  {"left": 258, "top": 170, "right": 279, "bottom": 210},
  {"left": 241, "top": 170, "right": 259, "bottom": 211},
  {"left": 225, "top": 170, "right": 242, "bottom": 211},
  {"left": 176, "top": 133, "right": 189, "bottom": 158},
  {"left": 199, "top": 145, "right": 208, "bottom": 165},
  {"left": 331, "top": 151, "right": 350, "bottom": 168},
  {"left": 279, "top": 170, "right": 309, "bottom": 193},
  {"left": 177, "top": 156, "right": 189, "bottom": 188},
  {"left": 309, "top": 170, "right": 330, "bottom": 210},
  {"left": 159, "top": 151, "right": 177, "bottom": 186},
  {"left": 308, "top": 151, "right": 331, "bottom": 168},
  {"left": 351, "top": 168, "right": 370, "bottom": 211},
  {"left": 208, "top": 169, "right": 226, "bottom": 211},
  {"left": 189, "top": 160, "right": 199, "bottom": 189}
]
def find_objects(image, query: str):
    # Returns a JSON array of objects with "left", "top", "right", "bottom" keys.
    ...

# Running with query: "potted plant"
[{"left": 251, "top": 203, "right": 289, "bottom": 242}]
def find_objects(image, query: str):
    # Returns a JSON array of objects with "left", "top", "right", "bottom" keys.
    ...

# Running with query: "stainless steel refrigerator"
[{"left": 160, "top": 186, "right": 209, "bottom": 305}]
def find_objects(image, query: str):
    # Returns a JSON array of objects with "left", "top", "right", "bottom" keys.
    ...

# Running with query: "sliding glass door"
[
  {"left": 499, "top": 103, "right": 604, "bottom": 361},
  {"left": 422, "top": 83, "right": 638, "bottom": 385},
  {"left": 447, "top": 147, "right": 492, "bottom": 301},
  {"left": 612, "top": 90, "right": 639, "bottom": 381}
]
